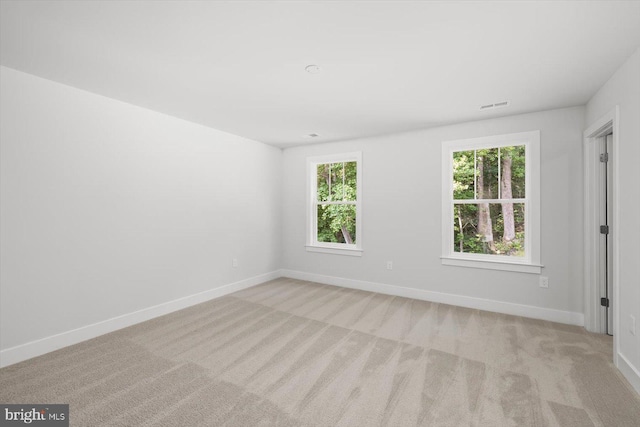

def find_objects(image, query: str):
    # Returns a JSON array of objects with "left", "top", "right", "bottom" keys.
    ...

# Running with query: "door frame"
[{"left": 583, "top": 106, "right": 619, "bottom": 363}]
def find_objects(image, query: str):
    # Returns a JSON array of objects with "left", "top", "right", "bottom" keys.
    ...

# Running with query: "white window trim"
[
  {"left": 441, "top": 131, "right": 542, "bottom": 274},
  {"left": 306, "top": 152, "right": 363, "bottom": 256}
]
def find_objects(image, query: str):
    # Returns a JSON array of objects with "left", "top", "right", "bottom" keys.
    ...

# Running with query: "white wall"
[
  {"left": 586, "top": 48, "right": 640, "bottom": 391},
  {"left": 282, "top": 107, "right": 585, "bottom": 322},
  {"left": 0, "top": 67, "right": 282, "bottom": 360}
]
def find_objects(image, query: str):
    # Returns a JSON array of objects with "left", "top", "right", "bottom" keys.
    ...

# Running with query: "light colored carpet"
[{"left": 1, "top": 278, "right": 640, "bottom": 426}]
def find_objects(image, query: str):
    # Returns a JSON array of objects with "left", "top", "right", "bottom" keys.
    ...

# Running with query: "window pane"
[
  {"left": 317, "top": 163, "right": 331, "bottom": 202},
  {"left": 316, "top": 161, "right": 357, "bottom": 202},
  {"left": 329, "top": 161, "right": 357, "bottom": 202},
  {"left": 453, "top": 150, "right": 475, "bottom": 200},
  {"left": 453, "top": 202, "right": 525, "bottom": 256},
  {"left": 476, "top": 148, "right": 499, "bottom": 199},
  {"left": 500, "top": 145, "right": 526, "bottom": 199},
  {"left": 343, "top": 161, "right": 358, "bottom": 201},
  {"left": 317, "top": 204, "right": 356, "bottom": 244}
]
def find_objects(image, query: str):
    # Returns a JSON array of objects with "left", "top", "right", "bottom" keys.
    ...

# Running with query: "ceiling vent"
[
  {"left": 305, "top": 65, "right": 321, "bottom": 74},
  {"left": 480, "top": 101, "right": 510, "bottom": 111}
]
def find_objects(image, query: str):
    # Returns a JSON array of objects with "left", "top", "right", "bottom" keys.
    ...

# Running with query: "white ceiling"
[{"left": 1, "top": 1, "right": 639, "bottom": 148}]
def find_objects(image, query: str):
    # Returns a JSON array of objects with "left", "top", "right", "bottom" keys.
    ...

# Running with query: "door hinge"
[
  {"left": 600, "top": 297, "right": 610, "bottom": 308},
  {"left": 600, "top": 153, "right": 609, "bottom": 162},
  {"left": 600, "top": 225, "right": 609, "bottom": 234}
]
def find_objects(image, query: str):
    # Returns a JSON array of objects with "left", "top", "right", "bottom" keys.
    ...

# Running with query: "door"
[{"left": 600, "top": 134, "right": 613, "bottom": 335}]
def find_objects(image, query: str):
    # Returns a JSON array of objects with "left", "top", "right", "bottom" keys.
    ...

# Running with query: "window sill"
[
  {"left": 441, "top": 256, "right": 543, "bottom": 274},
  {"left": 306, "top": 245, "right": 363, "bottom": 257}
]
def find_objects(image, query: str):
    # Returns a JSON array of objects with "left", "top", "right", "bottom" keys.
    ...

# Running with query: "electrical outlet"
[
  {"left": 232, "top": 258, "right": 238, "bottom": 268},
  {"left": 539, "top": 276, "right": 549, "bottom": 288},
  {"left": 631, "top": 315, "right": 636, "bottom": 336},
  {"left": 386, "top": 261, "right": 393, "bottom": 270}
]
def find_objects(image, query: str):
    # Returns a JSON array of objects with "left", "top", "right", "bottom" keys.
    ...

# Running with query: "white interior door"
[{"left": 599, "top": 134, "right": 614, "bottom": 335}]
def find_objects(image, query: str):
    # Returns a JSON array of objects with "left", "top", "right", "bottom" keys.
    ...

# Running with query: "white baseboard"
[
  {"left": 617, "top": 352, "right": 640, "bottom": 395},
  {"left": 0, "top": 270, "right": 281, "bottom": 368},
  {"left": 281, "top": 269, "right": 584, "bottom": 326}
]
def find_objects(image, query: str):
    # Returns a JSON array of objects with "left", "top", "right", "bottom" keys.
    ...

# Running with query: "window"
[
  {"left": 441, "top": 131, "right": 541, "bottom": 273},
  {"left": 307, "top": 152, "right": 362, "bottom": 256}
]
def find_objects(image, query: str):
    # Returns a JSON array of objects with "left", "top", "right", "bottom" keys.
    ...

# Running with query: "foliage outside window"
[
  {"left": 453, "top": 146, "right": 525, "bottom": 256},
  {"left": 442, "top": 132, "right": 541, "bottom": 273},
  {"left": 307, "top": 152, "right": 362, "bottom": 256}
]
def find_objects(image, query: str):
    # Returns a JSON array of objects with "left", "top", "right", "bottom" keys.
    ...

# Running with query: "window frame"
[
  {"left": 441, "top": 131, "right": 542, "bottom": 274},
  {"left": 306, "top": 152, "right": 363, "bottom": 256}
]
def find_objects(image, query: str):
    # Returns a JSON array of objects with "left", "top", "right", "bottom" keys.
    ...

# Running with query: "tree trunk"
[
  {"left": 341, "top": 225, "right": 353, "bottom": 244},
  {"left": 477, "top": 155, "right": 494, "bottom": 252},
  {"left": 457, "top": 205, "right": 464, "bottom": 252},
  {"left": 324, "top": 164, "right": 332, "bottom": 198},
  {"left": 501, "top": 153, "right": 515, "bottom": 242}
]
